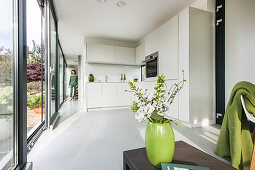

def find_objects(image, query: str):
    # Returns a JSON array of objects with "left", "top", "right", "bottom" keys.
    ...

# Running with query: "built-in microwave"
[{"left": 145, "top": 52, "right": 158, "bottom": 78}]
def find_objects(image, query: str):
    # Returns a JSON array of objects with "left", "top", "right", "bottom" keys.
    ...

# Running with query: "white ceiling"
[
  {"left": 55, "top": 0, "right": 196, "bottom": 57},
  {"left": 65, "top": 54, "right": 79, "bottom": 66}
]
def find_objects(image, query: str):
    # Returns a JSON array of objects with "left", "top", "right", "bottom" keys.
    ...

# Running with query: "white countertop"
[{"left": 86, "top": 81, "right": 134, "bottom": 83}]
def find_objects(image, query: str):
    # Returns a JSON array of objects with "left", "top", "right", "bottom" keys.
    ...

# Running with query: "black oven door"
[{"left": 146, "top": 58, "right": 157, "bottom": 78}]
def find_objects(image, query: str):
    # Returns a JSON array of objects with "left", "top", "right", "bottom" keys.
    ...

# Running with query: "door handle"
[
  {"left": 216, "top": 113, "right": 223, "bottom": 118},
  {"left": 28, "top": 40, "right": 36, "bottom": 55}
]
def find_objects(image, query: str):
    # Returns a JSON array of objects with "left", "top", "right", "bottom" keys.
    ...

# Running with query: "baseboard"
[
  {"left": 191, "top": 119, "right": 215, "bottom": 128},
  {"left": 50, "top": 114, "right": 60, "bottom": 130},
  {"left": 87, "top": 106, "right": 129, "bottom": 111},
  {"left": 171, "top": 118, "right": 215, "bottom": 128}
]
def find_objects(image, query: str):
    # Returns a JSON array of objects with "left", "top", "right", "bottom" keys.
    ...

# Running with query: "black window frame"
[
  {"left": 15, "top": 0, "right": 28, "bottom": 169},
  {"left": 141, "top": 65, "right": 146, "bottom": 81},
  {"left": 58, "top": 40, "right": 67, "bottom": 108},
  {"left": 49, "top": 0, "right": 59, "bottom": 124}
]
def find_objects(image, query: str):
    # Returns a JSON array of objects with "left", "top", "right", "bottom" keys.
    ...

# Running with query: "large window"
[{"left": 0, "top": 0, "right": 17, "bottom": 168}]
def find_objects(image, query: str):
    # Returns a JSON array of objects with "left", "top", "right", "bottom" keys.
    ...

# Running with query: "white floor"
[{"left": 28, "top": 101, "right": 231, "bottom": 170}]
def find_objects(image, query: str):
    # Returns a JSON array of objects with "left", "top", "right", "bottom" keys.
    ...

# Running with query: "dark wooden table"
[{"left": 123, "top": 141, "right": 235, "bottom": 170}]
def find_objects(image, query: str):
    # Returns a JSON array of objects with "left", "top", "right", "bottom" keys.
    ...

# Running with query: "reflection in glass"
[
  {"left": 59, "top": 49, "right": 63, "bottom": 104},
  {"left": 0, "top": 0, "right": 15, "bottom": 168},
  {"left": 63, "top": 62, "right": 67, "bottom": 100},
  {"left": 50, "top": 9, "right": 57, "bottom": 118}
]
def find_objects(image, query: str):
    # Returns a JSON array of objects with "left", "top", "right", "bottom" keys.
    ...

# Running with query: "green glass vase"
[
  {"left": 88, "top": 74, "right": 94, "bottom": 82},
  {"left": 145, "top": 122, "right": 175, "bottom": 168}
]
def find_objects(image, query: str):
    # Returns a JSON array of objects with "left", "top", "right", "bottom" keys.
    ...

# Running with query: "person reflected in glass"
[
  {"left": 69, "top": 70, "right": 78, "bottom": 100},
  {"left": 51, "top": 74, "right": 56, "bottom": 99}
]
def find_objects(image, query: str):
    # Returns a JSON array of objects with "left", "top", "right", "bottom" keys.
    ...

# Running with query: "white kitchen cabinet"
[
  {"left": 135, "top": 81, "right": 155, "bottom": 93},
  {"left": 165, "top": 80, "right": 179, "bottom": 119},
  {"left": 102, "top": 83, "right": 118, "bottom": 107},
  {"left": 136, "top": 42, "right": 145, "bottom": 64},
  {"left": 178, "top": 7, "right": 213, "bottom": 126},
  {"left": 117, "top": 83, "right": 132, "bottom": 106},
  {"left": 87, "top": 83, "right": 102, "bottom": 108},
  {"left": 159, "top": 15, "right": 179, "bottom": 80},
  {"left": 86, "top": 44, "right": 116, "bottom": 64},
  {"left": 145, "top": 29, "right": 159, "bottom": 56},
  {"left": 115, "top": 47, "right": 136, "bottom": 65}
]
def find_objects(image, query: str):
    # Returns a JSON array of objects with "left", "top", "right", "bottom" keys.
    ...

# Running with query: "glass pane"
[
  {"left": 50, "top": 9, "right": 56, "bottom": 118},
  {"left": 26, "top": 0, "right": 44, "bottom": 134},
  {"left": 59, "top": 49, "right": 63, "bottom": 105},
  {"left": 64, "top": 63, "right": 67, "bottom": 100},
  {"left": 0, "top": 0, "right": 16, "bottom": 168},
  {"left": 141, "top": 65, "right": 146, "bottom": 81}
]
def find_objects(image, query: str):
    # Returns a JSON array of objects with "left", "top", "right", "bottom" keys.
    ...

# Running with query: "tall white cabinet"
[
  {"left": 145, "top": 29, "right": 159, "bottom": 56},
  {"left": 159, "top": 15, "right": 179, "bottom": 80},
  {"left": 136, "top": 42, "right": 145, "bottom": 64},
  {"left": 178, "top": 7, "right": 213, "bottom": 126}
]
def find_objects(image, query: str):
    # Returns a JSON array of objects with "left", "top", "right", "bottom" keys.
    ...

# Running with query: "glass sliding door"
[
  {"left": 0, "top": 0, "right": 18, "bottom": 168},
  {"left": 49, "top": 8, "right": 57, "bottom": 120},
  {"left": 26, "top": 0, "right": 45, "bottom": 135}
]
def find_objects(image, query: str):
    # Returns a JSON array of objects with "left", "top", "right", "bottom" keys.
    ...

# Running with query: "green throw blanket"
[{"left": 215, "top": 81, "right": 255, "bottom": 170}]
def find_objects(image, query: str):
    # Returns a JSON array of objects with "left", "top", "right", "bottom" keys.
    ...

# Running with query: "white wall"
[{"left": 225, "top": 0, "right": 255, "bottom": 105}]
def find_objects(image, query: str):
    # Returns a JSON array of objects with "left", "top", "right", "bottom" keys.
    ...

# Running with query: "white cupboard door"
[
  {"left": 178, "top": 7, "right": 190, "bottom": 123},
  {"left": 135, "top": 82, "right": 155, "bottom": 94},
  {"left": 167, "top": 94, "right": 179, "bottom": 119},
  {"left": 159, "top": 15, "right": 179, "bottom": 80},
  {"left": 136, "top": 42, "right": 145, "bottom": 64},
  {"left": 87, "top": 44, "right": 116, "bottom": 63},
  {"left": 116, "top": 47, "right": 136, "bottom": 65},
  {"left": 165, "top": 80, "right": 179, "bottom": 119},
  {"left": 117, "top": 83, "right": 132, "bottom": 106},
  {"left": 87, "top": 83, "right": 102, "bottom": 108},
  {"left": 102, "top": 83, "right": 118, "bottom": 107},
  {"left": 145, "top": 29, "right": 159, "bottom": 56}
]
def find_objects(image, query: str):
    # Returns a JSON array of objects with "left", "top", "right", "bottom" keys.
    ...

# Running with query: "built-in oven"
[{"left": 145, "top": 52, "right": 158, "bottom": 78}]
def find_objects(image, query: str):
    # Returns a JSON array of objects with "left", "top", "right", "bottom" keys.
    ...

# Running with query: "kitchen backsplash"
[{"left": 85, "top": 63, "right": 141, "bottom": 82}]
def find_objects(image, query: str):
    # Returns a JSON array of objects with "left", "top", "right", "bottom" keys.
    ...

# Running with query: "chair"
[{"left": 240, "top": 95, "right": 255, "bottom": 169}]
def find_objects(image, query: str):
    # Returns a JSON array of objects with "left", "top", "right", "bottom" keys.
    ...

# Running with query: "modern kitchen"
[
  {"left": 82, "top": 3, "right": 214, "bottom": 128},
  {"left": 3, "top": 0, "right": 255, "bottom": 169}
]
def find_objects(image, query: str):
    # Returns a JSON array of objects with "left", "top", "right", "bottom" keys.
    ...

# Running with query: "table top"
[{"left": 123, "top": 141, "right": 235, "bottom": 170}]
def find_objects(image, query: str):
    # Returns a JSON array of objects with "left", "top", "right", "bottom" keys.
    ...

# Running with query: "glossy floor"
[{"left": 28, "top": 101, "right": 231, "bottom": 170}]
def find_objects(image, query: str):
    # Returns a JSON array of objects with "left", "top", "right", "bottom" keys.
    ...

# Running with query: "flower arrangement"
[{"left": 128, "top": 71, "right": 186, "bottom": 126}]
